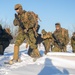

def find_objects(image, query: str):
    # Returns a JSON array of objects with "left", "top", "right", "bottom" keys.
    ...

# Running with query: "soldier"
[
  {"left": 71, "top": 32, "right": 75, "bottom": 53},
  {"left": 41, "top": 29, "right": 53, "bottom": 54},
  {"left": 0, "top": 24, "right": 13, "bottom": 55},
  {"left": 9, "top": 4, "right": 40, "bottom": 64},
  {"left": 52, "top": 23, "right": 69, "bottom": 52}
]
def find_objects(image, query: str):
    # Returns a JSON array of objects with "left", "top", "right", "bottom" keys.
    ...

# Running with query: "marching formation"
[{"left": 0, "top": 4, "right": 75, "bottom": 65}]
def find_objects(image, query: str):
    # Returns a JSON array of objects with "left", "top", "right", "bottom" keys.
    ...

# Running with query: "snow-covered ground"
[{"left": 0, "top": 43, "right": 75, "bottom": 75}]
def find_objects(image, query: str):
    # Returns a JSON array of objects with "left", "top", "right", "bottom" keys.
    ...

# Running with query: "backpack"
[
  {"left": 24, "top": 11, "right": 40, "bottom": 29},
  {"left": 62, "top": 28, "right": 69, "bottom": 44}
]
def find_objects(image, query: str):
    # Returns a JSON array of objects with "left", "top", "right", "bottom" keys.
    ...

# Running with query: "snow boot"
[
  {"left": 4, "top": 58, "right": 22, "bottom": 65},
  {"left": 7, "top": 45, "right": 20, "bottom": 65},
  {"left": 8, "top": 58, "right": 21, "bottom": 65},
  {"left": 31, "top": 48, "right": 41, "bottom": 58},
  {"left": 13, "top": 45, "right": 19, "bottom": 60}
]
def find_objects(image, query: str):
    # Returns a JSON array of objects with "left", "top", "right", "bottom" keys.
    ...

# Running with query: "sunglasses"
[{"left": 15, "top": 8, "right": 19, "bottom": 10}]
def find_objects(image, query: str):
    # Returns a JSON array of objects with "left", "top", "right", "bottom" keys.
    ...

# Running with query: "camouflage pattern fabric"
[
  {"left": 13, "top": 10, "right": 40, "bottom": 57},
  {"left": 71, "top": 36, "right": 75, "bottom": 53},
  {"left": 62, "top": 28, "right": 69, "bottom": 45},
  {"left": 41, "top": 29, "right": 53, "bottom": 54},
  {"left": 52, "top": 28, "right": 69, "bottom": 52}
]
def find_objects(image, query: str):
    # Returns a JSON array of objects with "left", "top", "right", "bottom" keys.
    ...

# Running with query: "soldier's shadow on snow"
[
  {"left": 0, "top": 50, "right": 27, "bottom": 61},
  {"left": 38, "top": 58, "right": 69, "bottom": 75},
  {"left": 40, "top": 50, "right": 44, "bottom": 56},
  {"left": 4, "top": 49, "right": 27, "bottom": 56},
  {"left": 20, "top": 50, "right": 28, "bottom": 54}
]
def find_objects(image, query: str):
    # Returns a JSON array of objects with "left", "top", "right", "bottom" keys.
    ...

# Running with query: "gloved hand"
[
  {"left": 13, "top": 19, "right": 20, "bottom": 26},
  {"left": 24, "top": 29, "right": 28, "bottom": 33}
]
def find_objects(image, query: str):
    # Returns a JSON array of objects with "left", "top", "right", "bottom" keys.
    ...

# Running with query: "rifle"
[
  {"left": 15, "top": 13, "right": 38, "bottom": 37},
  {"left": 15, "top": 13, "right": 25, "bottom": 30},
  {"left": 52, "top": 34, "right": 64, "bottom": 49}
]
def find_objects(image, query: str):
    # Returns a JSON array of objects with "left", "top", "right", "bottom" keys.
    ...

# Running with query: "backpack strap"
[{"left": 62, "top": 28, "right": 65, "bottom": 37}]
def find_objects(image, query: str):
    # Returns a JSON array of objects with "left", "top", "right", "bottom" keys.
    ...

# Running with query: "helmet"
[
  {"left": 42, "top": 29, "right": 46, "bottom": 34},
  {"left": 73, "top": 32, "right": 75, "bottom": 35},
  {"left": 55, "top": 23, "right": 60, "bottom": 26},
  {"left": 14, "top": 4, "right": 22, "bottom": 10}
]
